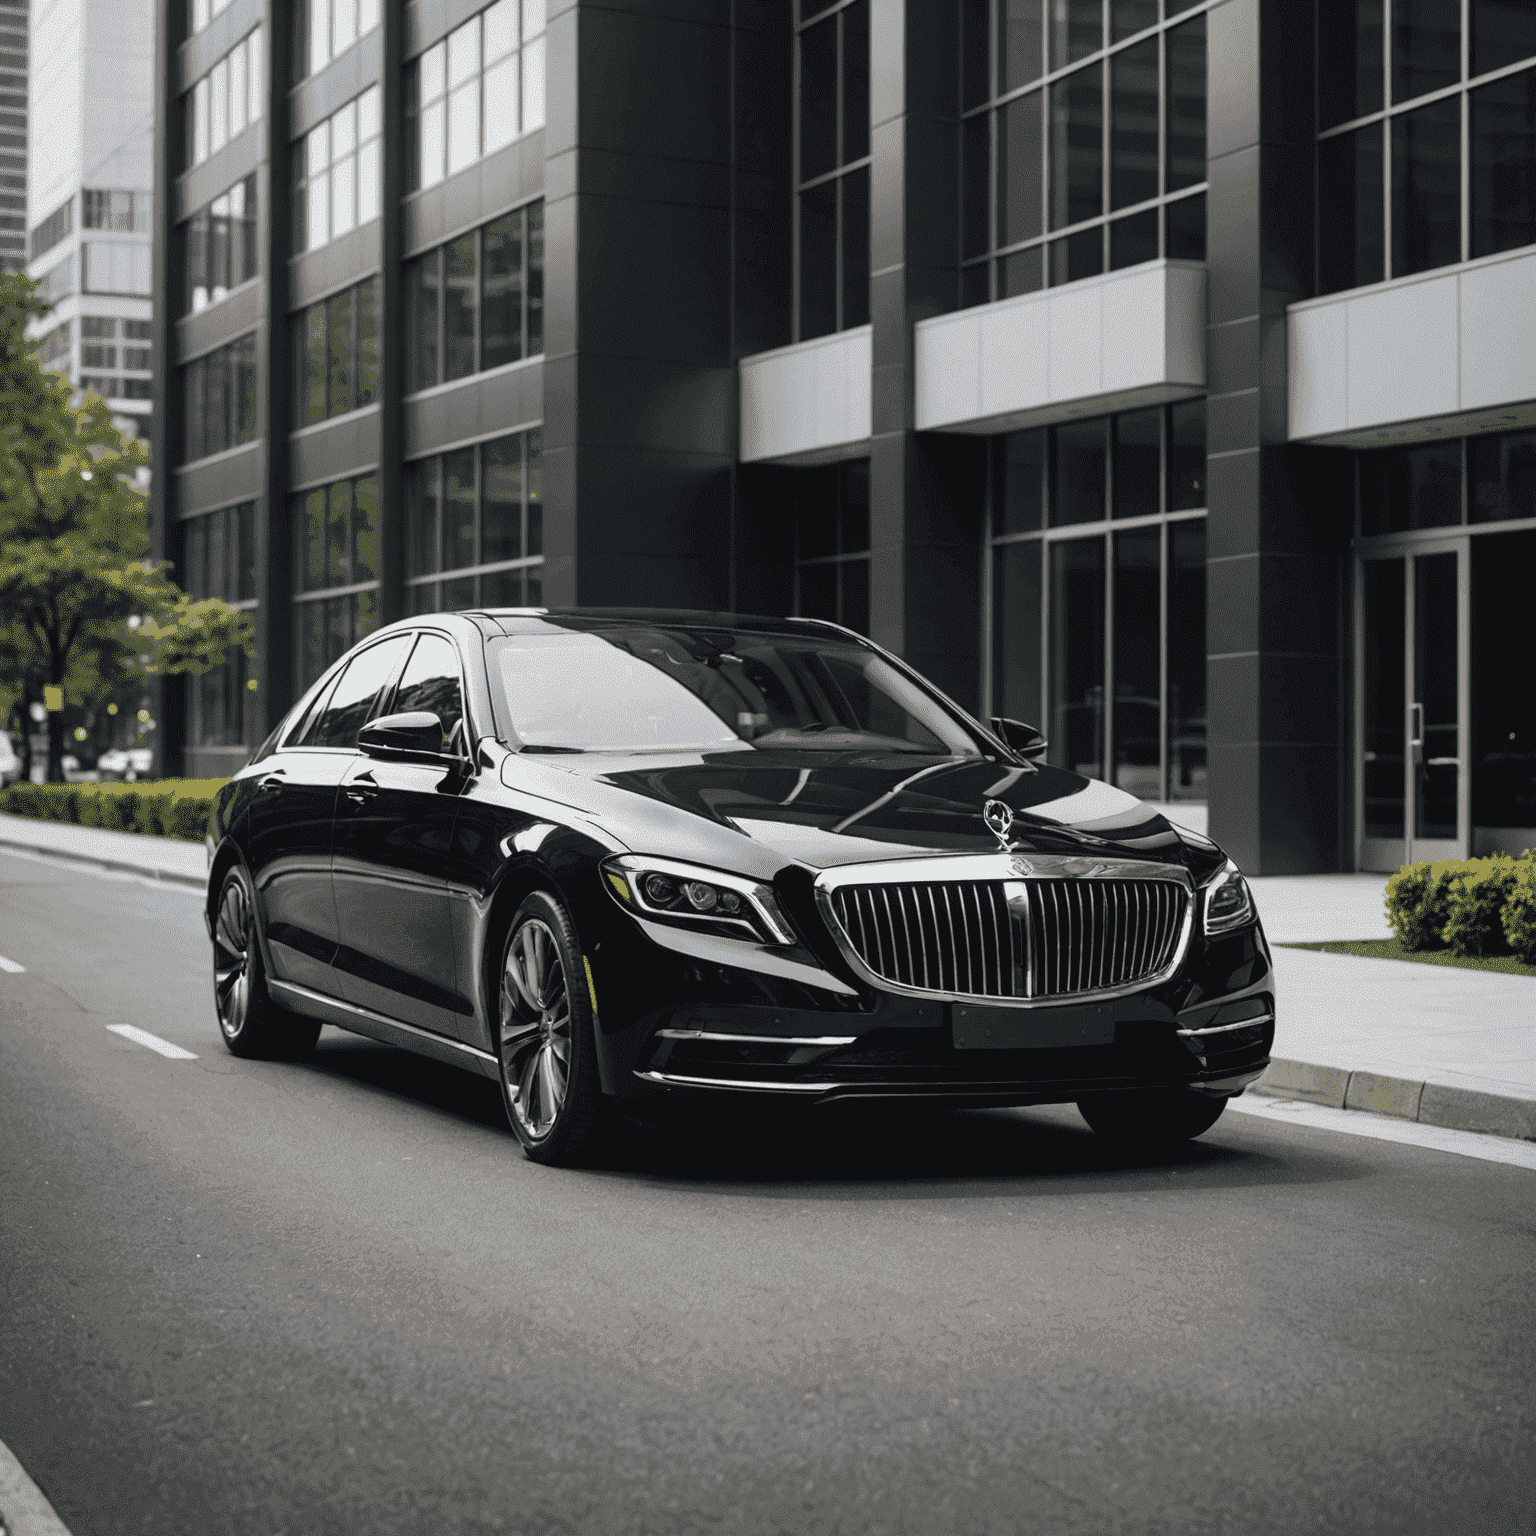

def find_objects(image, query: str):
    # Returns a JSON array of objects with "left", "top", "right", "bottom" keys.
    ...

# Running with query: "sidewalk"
[{"left": 1, "top": 816, "right": 1530, "bottom": 1139}]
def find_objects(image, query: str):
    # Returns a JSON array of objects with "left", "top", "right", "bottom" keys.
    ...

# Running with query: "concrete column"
[
  {"left": 1204, "top": 0, "right": 1348, "bottom": 872},
  {"left": 867, "top": 0, "right": 985, "bottom": 710}
]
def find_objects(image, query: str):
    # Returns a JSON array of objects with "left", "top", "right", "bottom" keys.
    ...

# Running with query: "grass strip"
[{"left": 1280, "top": 937, "right": 1536, "bottom": 979}]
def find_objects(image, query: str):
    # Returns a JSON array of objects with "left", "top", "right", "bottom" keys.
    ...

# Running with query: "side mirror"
[
  {"left": 991, "top": 717, "right": 1048, "bottom": 762},
  {"left": 358, "top": 711, "right": 448, "bottom": 763}
]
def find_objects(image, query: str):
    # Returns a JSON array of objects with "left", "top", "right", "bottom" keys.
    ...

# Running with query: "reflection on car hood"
[{"left": 504, "top": 748, "right": 1220, "bottom": 879}]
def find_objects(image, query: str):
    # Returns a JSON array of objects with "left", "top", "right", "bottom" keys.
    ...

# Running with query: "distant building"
[
  {"left": 26, "top": 0, "right": 154, "bottom": 452},
  {"left": 0, "top": 0, "right": 25, "bottom": 272},
  {"left": 151, "top": 2, "right": 1536, "bottom": 873}
]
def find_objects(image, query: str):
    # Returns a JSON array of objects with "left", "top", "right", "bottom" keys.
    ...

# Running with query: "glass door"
[{"left": 1358, "top": 540, "right": 1468, "bottom": 871}]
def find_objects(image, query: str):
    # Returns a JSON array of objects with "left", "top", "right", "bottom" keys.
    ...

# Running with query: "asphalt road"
[{"left": 1, "top": 848, "right": 1533, "bottom": 1536}]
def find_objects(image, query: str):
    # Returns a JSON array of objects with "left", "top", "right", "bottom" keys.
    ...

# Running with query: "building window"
[
  {"left": 791, "top": 459, "right": 870, "bottom": 634},
  {"left": 82, "top": 376, "right": 154, "bottom": 401},
  {"left": 292, "top": 276, "right": 379, "bottom": 427},
  {"left": 185, "top": 27, "right": 264, "bottom": 170},
  {"left": 82, "top": 243, "right": 152, "bottom": 297},
  {"left": 795, "top": 0, "right": 870, "bottom": 340},
  {"left": 34, "top": 320, "right": 70, "bottom": 369},
  {"left": 960, "top": 0, "right": 1206, "bottom": 308},
  {"left": 30, "top": 197, "right": 72, "bottom": 260},
  {"left": 404, "top": 431, "right": 543, "bottom": 612},
  {"left": 293, "top": 474, "right": 381, "bottom": 688},
  {"left": 1318, "top": 4, "right": 1536, "bottom": 294},
  {"left": 180, "top": 500, "right": 257, "bottom": 748},
  {"left": 987, "top": 399, "right": 1207, "bottom": 802},
  {"left": 292, "top": 86, "right": 381, "bottom": 254},
  {"left": 34, "top": 255, "right": 73, "bottom": 305},
  {"left": 184, "top": 176, "right": 258, "bottom": 315},
  {"left": 406, "top": 202, "right": 543, "bottom": 392},
  {"left": 293, "top": 0, "right": 381, "bottom": 83},
  {"left": 406, "top": 1, "right": 546, "bottom": 195},
  {"left": 183, "top": 334, "right": 257, "bottom": 461},
  {"left": 189, "top": 0, "right": 237, "bottom": 34},
  {"left": 82, "top": 190, "right": 151, "bottom": 233},
  {"left": 1359, "top": 427, "right": 1536, "bottom": 534}
]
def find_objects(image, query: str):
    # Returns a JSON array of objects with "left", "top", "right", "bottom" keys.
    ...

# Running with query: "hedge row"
[
  {"left": 1386, "top": 851, "right": 1536, "bottom": 966},
  {"left": 0, "top": 779, "right": 228, "bottom": 842}
]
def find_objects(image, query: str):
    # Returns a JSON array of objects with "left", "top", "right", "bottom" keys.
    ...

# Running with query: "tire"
[
  {"left": 1076, "top": 1088, "right": 1228, "bottom": 1145},
  {"left": 496, "top": 890, "right": 609, "bottom": 1167},
  {"left": 211, "top": 865, "right": 322, "bottom": 1061}
]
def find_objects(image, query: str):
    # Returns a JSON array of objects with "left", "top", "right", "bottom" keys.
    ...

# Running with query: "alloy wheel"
[
  {"left": 213, "top": 877, "right": 252, "bottom": 1040},
  {"left": 500, "top": 917, "right": 571, "bottom": 1140}
]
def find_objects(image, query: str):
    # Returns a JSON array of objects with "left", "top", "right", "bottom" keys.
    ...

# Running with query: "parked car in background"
[
  {"left": 0, "top": 730, "right": 20, "bottom": 786},
  {"left": 97, "top": 748, "right": 154, "bottom": 781}
]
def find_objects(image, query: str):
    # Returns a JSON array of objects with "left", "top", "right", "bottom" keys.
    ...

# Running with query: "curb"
[
  {"left": 0, "top": 833, "right": 206, "bottom": 891},
  {"left": 0, "top": 1435, "right": 73, "bottom": 1536},
  {"left": 1253, "top": 1057, "right": 1536, "bottom": 1142}
]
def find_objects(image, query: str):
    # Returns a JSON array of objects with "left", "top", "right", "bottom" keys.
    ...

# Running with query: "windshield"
[{"left": 489, "top": 625, "right": 986, "bottom": 756}]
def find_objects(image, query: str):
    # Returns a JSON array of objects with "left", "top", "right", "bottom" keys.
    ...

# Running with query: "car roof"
[{"left": 365, "top": 608, "right": 850, "bottom": 642}]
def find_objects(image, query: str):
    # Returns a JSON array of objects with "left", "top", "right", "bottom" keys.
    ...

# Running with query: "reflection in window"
[
  {"left": 185, "top": 28, "right": 264, "bottom": 171},
  {"left": 184, "top": 176, "right": 258, "bottom": 315},
  {"left": 406, "top": 0, "right": 546, "bottom": 194},
  {"left": 182, "top": 335, "right": 257, "bottom": 461},
  {"left": 292, "top": 278, "right": 379, "bottom": 427},
  {"left": 292, "top": 88, "right": 381, "bottom": 255},
  {"left": 294, "top": 0, "right": 382, "bottom": 83},
  {"left": 291, "top": 475, "right": 382, "bottom": 690},
  {"left": 180, "top": 500, "right": 257, "bottom": 749}
]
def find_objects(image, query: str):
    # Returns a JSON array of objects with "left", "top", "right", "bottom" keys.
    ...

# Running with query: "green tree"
[{"left": 0, "top": 273, "right": 251, "bottom": 781}]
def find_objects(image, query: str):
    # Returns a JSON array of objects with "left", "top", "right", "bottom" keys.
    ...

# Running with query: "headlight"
[
  {"left": 1202, "top": 860, "right": 1257, "bottom": 935},
  {"left": 601, "top": 855, "right": 797, "bottom": 946}
]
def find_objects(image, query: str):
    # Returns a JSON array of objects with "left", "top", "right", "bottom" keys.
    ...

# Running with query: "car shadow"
[{"left": 296, "top": 1030, "right": 1367, "bottom": 1200}]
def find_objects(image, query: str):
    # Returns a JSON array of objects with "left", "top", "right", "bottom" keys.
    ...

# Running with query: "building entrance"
[{"left": 1357, "top": 539, "right": 1468, "bottom": 872}]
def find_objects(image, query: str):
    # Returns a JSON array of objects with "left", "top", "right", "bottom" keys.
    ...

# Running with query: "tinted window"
[
  {"left": 392, "top": 633, "right": 466, "bottom": 750},
  {"left": 311, "top": 635, "right": 412, "bottom": 749}
]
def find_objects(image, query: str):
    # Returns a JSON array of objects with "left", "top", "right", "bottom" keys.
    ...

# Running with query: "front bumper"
[{"left": 588, "top": 901, "right": 1274, "bottom": 1107}]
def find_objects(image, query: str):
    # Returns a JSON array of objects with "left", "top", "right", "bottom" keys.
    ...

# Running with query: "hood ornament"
[{"left": 982, "top": 798, "right": 1014, "bottom": 848}]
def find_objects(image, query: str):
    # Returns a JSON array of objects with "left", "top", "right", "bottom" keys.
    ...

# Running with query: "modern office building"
[
  {"left": 0, "top": 0, "right": 26, "bottom": 273},
  {"left": 26, "top": 0, "right": 156, "bottom": 446},
  {"left": 153, "top": 0, "right": 1536, "bottom": 874}
]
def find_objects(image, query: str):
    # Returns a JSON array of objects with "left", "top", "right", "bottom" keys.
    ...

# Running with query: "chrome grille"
[{"left": 827, "top": 879, "right": 1187, "bottom": 1001}]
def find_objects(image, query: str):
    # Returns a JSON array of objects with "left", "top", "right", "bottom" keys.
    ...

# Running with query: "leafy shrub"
[
  {"left": 1441, "top": 856, "right": 1520, "bottom": 957},
  {"left": 0, "top": 778, "right": 225, "bottom": 841},
  {"left": 1384, "top": 860, "right": 1459, "bottom": 950},
  {"left": 1503, "top": 858, "right": 1536, "bottom": 966}
]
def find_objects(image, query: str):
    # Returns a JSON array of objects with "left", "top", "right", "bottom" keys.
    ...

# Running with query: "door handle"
[
  {"left": 344, "top": 783, "right": 379, "bottom": 804},
  {"left": 1410, "top": 703, "right": 1424, "bottom": 765},
  {"left": 257, "top": 773, "right": 286, "bottom": 793}
]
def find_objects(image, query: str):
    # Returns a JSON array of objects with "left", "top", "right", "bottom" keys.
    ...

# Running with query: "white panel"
[
  {"left": 977, "top": 296, "right": 1049, "bottom": 418},
  {"left": 739, "top": 327, "right": 871, "bottom": 464},
  {"left": 1345, "top": 274, "right": 1460, "bottom": 429},
  {"left": 1162, "top": 262, "right": 1208, "bottom": 386},
  {"left": 914, "top": 312, "right": 981, "bottom": 428},
  {"left": 1100, "top": 266, "right": 1164, "bottom": 394},
  {"left": 1459, "top": 248, "right": 1536, "bottom": 412},
  {"left": 1287, "top": 299, "right": 1348, "bottom": 441},
  {"left": 1046, "top": 282, "right": 1103, "bottom": 403}
]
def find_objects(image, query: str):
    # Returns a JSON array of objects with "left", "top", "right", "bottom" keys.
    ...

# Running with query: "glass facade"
[
  {"left": 961, "top": 0, "right": 1207, "bottom": 306},
  {"left": 184, "top": 175, "right": 258, "bottom": 315},
  {"left": 292, "top": 277, "right": 379, "bottom": 428},
  {"left": 292, "top": 87, "right": 382, "bottom": 254},
  {"left": 294, "top": 0, "right": 382, "bottom": 82},
  {"left": 405, "top": 1, "right": 546, "bottom": 194},
  {"left": 796, "top": 0, "right": 871, "bottom": 339},
  {"left": 179, "top": 501, "right": 257, "bottom": 748},
  {"left": 404, "top": 432, "right": 544, "bottom": 613},
  {"left": 406, "top": 202, "right": 544, "bottom": 393},
  {"left": 292, "top": 474, "right": 382, "bottom": 690},
  {"left": 183, "top": 335, "right": 258, "bottom": 462},
  {"left": 791, "top": 460, "right": 871, "bottom": 634},
  {"left": 185, "top": 26, "right": 264, "bottom": 171},
  {"left": 988, "top": 401, "right": 1207, "bottom": 801},
  {"left": 1318, "top": 1, "right": 1536, "bottom": 293}
]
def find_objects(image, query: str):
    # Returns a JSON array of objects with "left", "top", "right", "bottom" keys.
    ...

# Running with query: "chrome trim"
[
  {"left": 269, "top": 979, "right": 499, "bottom": 1063},
  {"left": 633, "top": 917, "right": 859, "bottom": 997},
  {"left": 634, "top": 1069, "right": 840, "bottom": 1094},
  {"left": 1176, "top": 1013, "right": 1274, "bottom": 1038},
  {"left": 657, "top": 1028, "right": 858, "bottom": 1046},
  {"left": 813, "top": 854, "right": 1194, "bottom": 1009}
]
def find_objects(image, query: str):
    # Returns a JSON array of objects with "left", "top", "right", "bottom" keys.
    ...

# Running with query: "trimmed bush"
[
  {"left": 1503, "top": 859, "right": 1536, "bottom": 966},
  {"left": 1442, "top": 855, "right": 1520, "bottom": 957},
  {"left": 0, "top": 778, "right": 227, "bottom": 842},
  {"left": 1384, "top": 860, "right": 1460, "bottom": 950}
]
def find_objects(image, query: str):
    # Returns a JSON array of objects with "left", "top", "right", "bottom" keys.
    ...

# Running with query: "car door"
[
  {"left": 246, "top": 637, "right": 410, "bottom": 995},
  {"left": 331, "top": 630, "right": 468, "bottom": 1035}
]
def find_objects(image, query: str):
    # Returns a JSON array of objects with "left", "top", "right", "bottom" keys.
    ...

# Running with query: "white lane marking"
[
  {"left": 0, "top": 953, "right": 24, "bottom": 972},
  {"left": 0, "top": 1430, "right": 76, "bottom": 1534},
  {"left": 1228, "top": 1093, "right": 1536, "bottom": 1171},
  {"left": 106, "top": 1024, "right": 199, "bottom": 1061}
]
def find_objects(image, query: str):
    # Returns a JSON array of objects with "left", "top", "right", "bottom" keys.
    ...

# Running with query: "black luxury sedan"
[{"left": 205, "top": 609, "right": 1274, "bottom": 1165}]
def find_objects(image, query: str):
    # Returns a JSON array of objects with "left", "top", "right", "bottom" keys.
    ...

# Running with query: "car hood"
[{"left": 501, "top": 747, "right": 1224, "bottom": 882}]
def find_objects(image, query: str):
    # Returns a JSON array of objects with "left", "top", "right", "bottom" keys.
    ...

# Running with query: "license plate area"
[{"left": 951, "top": 1003, "right": 1116, "bottom": 1051}]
